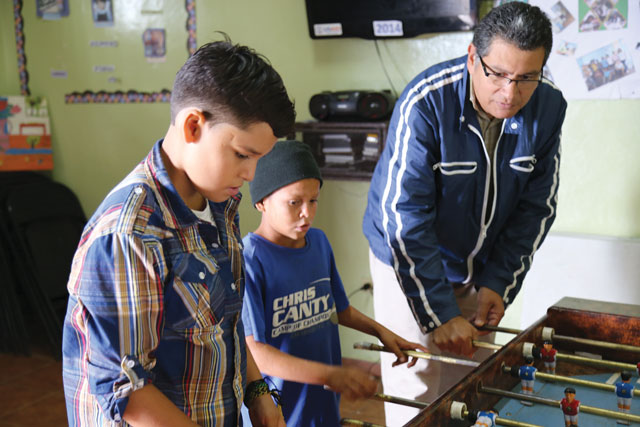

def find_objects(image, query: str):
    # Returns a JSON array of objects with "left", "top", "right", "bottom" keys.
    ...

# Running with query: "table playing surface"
[
  {"left": 497, "top": 371, "right": 639, "bottom": 426},
  {"left": 406, "top": 297, "right": 640, "bottom": 426}
]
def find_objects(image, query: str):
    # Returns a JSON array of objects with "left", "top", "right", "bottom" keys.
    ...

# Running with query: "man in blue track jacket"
[{"left": 362, "top": 3, "right": 567, "bottom": 424}]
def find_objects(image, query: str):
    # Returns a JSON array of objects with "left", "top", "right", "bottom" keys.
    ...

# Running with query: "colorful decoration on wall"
[
  {"left": 11, "top": 0, "right": 197, "bottom": 103},
  {"left": 0, "top": 96, "right": 53, "bottom": 171},
  {"left": 63, "top": 90, "right": 171, "bottom": 104},
  {"left": 14, "top": 0, "right": 29, "bottom": 96},
  {"left": 186, "top": 0, "right": 196, "bottom": 55}
]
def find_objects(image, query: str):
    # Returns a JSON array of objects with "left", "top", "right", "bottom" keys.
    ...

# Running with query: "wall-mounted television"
[{"left": 305, "top": 0, "right": 478, "bottom": 40}]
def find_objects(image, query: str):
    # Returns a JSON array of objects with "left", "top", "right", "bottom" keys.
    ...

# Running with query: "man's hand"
[
  {"left": 248, "top": 394, "right": 286, "bottom": 427},
  {"left": 377, "top": 328, "right": 429, "bottom": 367},
  {"left": 432, "top": 316, "right": 477, "bottom": 357},
  {"left": 473, "top": 287, "right": 505, "bottom": 333},
  {"left": 325, "top": 366, "right": 378, "bottom": 400}
]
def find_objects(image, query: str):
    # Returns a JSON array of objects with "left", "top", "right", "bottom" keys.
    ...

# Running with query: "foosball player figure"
[
  {"left": 469, "top": 409, "right": 498, "bottom": 427},
  {"left": 518, "top": 357, "right": 537, "bottom": 406},
  {"left": 560, "top": 386, "right": 580, "bottom": 427},
  {"left": 614, "top": 371, "right": 634, "bottom": 425},
  {"left": 540, "top": 340, "right": 557, "bottom": 374}
]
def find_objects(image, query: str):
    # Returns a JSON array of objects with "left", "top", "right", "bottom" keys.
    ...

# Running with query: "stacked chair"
[{"left": 0, "top": 172, "right": 86, "bottom": 357}]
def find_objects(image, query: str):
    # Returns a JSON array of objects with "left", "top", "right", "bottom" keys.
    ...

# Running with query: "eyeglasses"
[{"left": 477, "top": 55, "right": 542, "bottom": 89}]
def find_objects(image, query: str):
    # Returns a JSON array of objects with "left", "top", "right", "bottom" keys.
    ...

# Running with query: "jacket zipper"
[{"left": 463, "top": 121, "right": 505, "bottom": 283}]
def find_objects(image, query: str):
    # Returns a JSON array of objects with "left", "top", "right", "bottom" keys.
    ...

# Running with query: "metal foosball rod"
[
  {"left": 473, "top": 340, "right": 502, "bottom": 351},
  {"left": 372, "top": 392, "right": 429, "bottom": 409},
  {"left": 502, "top": 364, "right": 640, "bottom": 397},
  {"left": 354, "top": 341, "right": 501, "bottom": 365},
  {"left": 374, "top": 394, "right": 540, "bottom": 426},
  {"left": 340, "top": 418, "right": 385, "bottom": 427},
  {"left": 479, "top": 384, "right": 640, "bottom": 423},
  {"left": 354, "top": 342, "right": 482, "bottom": 368},
  {"left": 450, "top": 401, "right": 542, "bottom": 427},
  {"left": 481, "top": 325, "right": 640, "bottom": 354},
  {"left": 521, "top": 341, "right": 639, "bottom": 372}
]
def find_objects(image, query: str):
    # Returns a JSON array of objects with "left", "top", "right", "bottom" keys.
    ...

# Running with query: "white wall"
[{"left": 518, "top": 232, "right": 640, "bottom": 328}]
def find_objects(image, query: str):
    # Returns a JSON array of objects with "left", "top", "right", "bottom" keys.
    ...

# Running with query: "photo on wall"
[
  {"left": 36, "top": 0, "right": 70, "bottom": 20},
  {"left": 142, "top": 28, "right": 166, "bottom": 62},
  {"left": 579, "top": 0, "right": 628, "bottom": 32},
  {"left": 550, "top": 1, "right": 575, "bottom": 32},
  {"left": 577, "top": 39, "right": 635, "bottom": 91},
  {"left": 556, "top": 40, "right": 578, "bottom": 56},
  {"left": 92, "top": 0, "right": 114, "bottom": 27}
]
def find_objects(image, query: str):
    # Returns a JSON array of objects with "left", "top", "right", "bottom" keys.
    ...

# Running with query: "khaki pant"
[{"left": 369, "top": 249, "right": 494, "bottom": 426}]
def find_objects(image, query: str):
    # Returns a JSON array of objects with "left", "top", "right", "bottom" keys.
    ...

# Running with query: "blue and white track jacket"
[{"left": 363, "top": 55, "right": 567, "bottom": 333}]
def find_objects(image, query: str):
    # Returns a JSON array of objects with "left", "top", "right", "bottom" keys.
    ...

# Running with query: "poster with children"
[
  {"left": 0, "top": 96, "right": 53, "bottom": 171},
  {"left": 523, "top": 0, "right": 640, "bottom": 99}
]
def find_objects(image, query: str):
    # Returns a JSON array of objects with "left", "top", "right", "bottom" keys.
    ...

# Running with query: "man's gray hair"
[{"left": 473, "top": 2, "right": 553, "bottom": 65}]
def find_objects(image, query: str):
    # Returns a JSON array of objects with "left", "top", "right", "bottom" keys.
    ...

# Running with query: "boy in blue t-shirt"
[{"left": 241, "top": 140, "right": 427, "bottom": 426}]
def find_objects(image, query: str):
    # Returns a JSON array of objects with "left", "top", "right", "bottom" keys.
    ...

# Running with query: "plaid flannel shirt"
[{"left": 62, "top": 140, "right": 247, "bottom": 426}]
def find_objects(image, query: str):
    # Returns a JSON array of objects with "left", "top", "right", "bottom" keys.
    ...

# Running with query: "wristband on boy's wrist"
[{"left": 244, "top": 378, "right": 282, "bottom": 410}]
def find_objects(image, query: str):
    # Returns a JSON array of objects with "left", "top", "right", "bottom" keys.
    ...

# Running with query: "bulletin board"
[
  {"left": 0, "top": 96, "right": 52, "bottom": 170},
  {"left": 531, "top": 0, "right": 639, "bottom": 99},
  {"left": 494, "top": 0, "right": 639, "bottom": 99},
  {"left": 12, "top": 0, "right": 196, "bottom": 103}
]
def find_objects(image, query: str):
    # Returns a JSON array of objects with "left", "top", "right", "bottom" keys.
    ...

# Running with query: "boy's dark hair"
[
  {"left": 473, "top": 2, "right": 553, "bottom": 65},
  {"left": 621, "top": 371, "right": 632, "bottom": 381},
  {"left": 564, "top": 387, "right": 576, "bottom": 394},
  {"left": 170, "top": 35, "right": 295, "bottom": 137}
]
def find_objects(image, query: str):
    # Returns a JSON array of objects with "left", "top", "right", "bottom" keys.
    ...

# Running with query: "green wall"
[{"left": 2, "top": 1, "right": 639, "bottom": 360}]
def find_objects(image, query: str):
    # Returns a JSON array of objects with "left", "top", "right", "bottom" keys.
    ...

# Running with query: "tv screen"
[{"left": 305, "top": 0, "right": 477, "bottom": 40}]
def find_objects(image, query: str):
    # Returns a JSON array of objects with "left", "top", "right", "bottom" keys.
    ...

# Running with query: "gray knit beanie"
[{"left": 250, "top": 140, "right": 323, "bottom": 205}]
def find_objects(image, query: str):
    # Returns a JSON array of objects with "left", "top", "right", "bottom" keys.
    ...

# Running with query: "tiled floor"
[
  {"left": 0, "top": 348, "right": 66, "bottom": 427},
  {"left": 0, "top": 347, "right": 384, "bottom": 427}
]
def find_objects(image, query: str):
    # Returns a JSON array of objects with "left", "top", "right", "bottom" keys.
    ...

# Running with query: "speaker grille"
[
  {"left": 309, "top": 94, "right": 331, "bottom": 120},
  {"left": 358, "top": 93, "right": 391, "bottom": 120}
]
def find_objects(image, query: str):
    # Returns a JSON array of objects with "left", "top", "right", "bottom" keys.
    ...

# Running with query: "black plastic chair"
[
  {"left": 0, "top": 171, "right": 52, "bottom": 355},
  {"left": 2, "top": 178, "right": 85, "bottom": 356}
]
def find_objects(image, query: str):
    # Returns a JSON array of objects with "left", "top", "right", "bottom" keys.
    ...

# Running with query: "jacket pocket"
[
  {"left": 509, "top": 155, "right": 536, "bottom": 173},
  {"left": 432, "top": 161, "right": 477, "bottom": 175}
]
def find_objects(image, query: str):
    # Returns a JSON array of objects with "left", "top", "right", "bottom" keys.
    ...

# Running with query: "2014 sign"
[{"left": 373, "top": 20, "right": 404, "bottom": 37}]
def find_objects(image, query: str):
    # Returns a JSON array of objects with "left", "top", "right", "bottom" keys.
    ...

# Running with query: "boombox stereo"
[{"left": 309, "top": 90, "right": 395, "bottom": 121}]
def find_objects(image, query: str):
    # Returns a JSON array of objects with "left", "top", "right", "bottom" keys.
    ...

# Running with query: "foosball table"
[{"left": 403, "top": 297, "right": 640, "bottom": 427}]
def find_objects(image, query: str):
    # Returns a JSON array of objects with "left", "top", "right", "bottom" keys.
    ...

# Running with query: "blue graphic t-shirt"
[{"left": 241, "top": 229, "right": 349, "bottom": 426}]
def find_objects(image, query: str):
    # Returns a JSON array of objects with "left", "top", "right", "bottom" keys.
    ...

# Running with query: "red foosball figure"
[
  {"left": 560, "top": 386, "right": 580, "bottom": 427},
  {"left": 540, "top": 340, "right": 557, "bottom": 374}
]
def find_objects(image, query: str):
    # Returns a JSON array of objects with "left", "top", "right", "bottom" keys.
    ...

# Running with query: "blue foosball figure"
[{"left": 615, "top": 371, "right": 634, "bottom": 425}]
